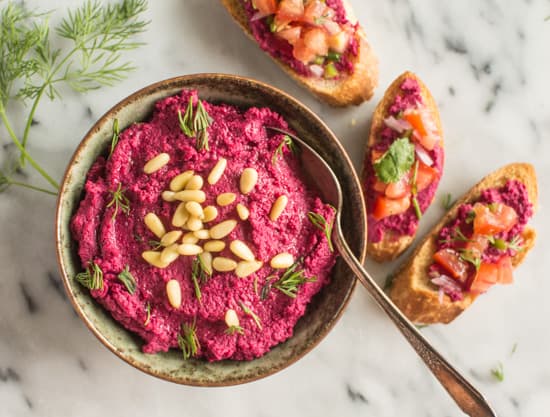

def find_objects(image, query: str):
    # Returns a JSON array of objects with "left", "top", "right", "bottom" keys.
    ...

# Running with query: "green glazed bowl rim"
[{"left": 55, "top": 73, "right": 366, "bottom": 386}]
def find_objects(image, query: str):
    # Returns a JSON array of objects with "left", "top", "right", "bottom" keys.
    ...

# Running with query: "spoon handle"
[{"left": 334, "top": 230, "right": 498, "bottom": 417}]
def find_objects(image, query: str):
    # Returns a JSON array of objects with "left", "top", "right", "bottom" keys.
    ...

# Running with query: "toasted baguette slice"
[
  {"left": 220, "top": 0, "right": 378, "bottom": 106},
  {"left": 364, "top": 71, "right": 444, "bottom": 262},
  {"left": 389, "top": 163, "right": 538, "bottom": 324}
]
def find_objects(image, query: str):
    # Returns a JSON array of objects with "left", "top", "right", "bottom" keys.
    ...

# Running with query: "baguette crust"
[
  {"left": 389, "top": 163, "right": 538, "bottom": 324},
  {"left": 365, "top": 71, "right": 444, "bottom": 262},
  {"left": 220, "top": 0, "right": 378, "bottom": 106}
]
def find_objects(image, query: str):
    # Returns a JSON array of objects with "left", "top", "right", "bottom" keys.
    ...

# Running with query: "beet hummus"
[
  {"left": 365, "top": 77, "right": 443, "bottom": 243},
  {"left": 242, "top": 0, "right": 359, "bottom": 79},
  {"left": 71, "top": 89, "right": 337, "bottom": 361},
  {"left": 429, "top": 180, "right": 533, "bottom": 301}
]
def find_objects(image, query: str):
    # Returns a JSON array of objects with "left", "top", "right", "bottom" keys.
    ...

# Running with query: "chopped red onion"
[
  {"left": 431, "top": 275, "right": 464, "bottom": 301},
  {"left": 384, "top": 116, "right": 412, "bottom": 133},
  {"left": 438, "top": 288, "right": 444, "bottom": 304},
  {"left": 415, "top": 144, "right": 434, "bottom": 166},
  {"left": 309, "top": 64, "right": 324, "bottom": 78},
  {"left": 251, "top": 10, "right": 271, "bottom": 21}
]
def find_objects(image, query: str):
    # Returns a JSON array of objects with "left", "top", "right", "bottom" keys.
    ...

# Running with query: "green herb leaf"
[
  {"left": 491, "top": 362, "right": 504, "bottom": 382},
  {"left": 465, "top": 210, "right": 476, "bottom": 224},
  {"left": 177, "top": 320, "right": 200, "bottom": 360},
  {"left": 117, "top": 265, "right": 136, "bottom": 294},
  {"left": 239, "top": 301, "right": 262, "bottom": 330},
  {"left": 272, "top": 261, "right": 316, "bottom": 298},
  {"left": 75, "top": 261, "right": 103, "bottom": 290},
  {"left": 459, "top": 249, "right": 481, "bottom": 271},
  {"left": 272, "top": 134, "right": 297, "bottom": 164},
  {"left": 190, "top": 255, "right": 211, "bottom": 302},
  {"left": 143, "top": 302, "right": 151, "bottom": 326},
  {"left": 308, "top": 209, "right": 335, "bottom": 252},
  {"left": 109, "top": 119, "right": 120, "bottom": 158},
  {"left": 148, "top": 239, "right": 162, "bottom": 250},
  {"left": 373, "top": 138, "right": 415, "bottom": 184},
  {"left": 178, "top": 97, "right": 212, "bottom": 151},
  {"left": 225, "top": 325, "right": 244, "bottom": 335},
  {"left": 106, "top": 183, "right": 130, "bottom": 220},
  {"left": 442, "top": 193, "right": 454, "bottom": 210}
]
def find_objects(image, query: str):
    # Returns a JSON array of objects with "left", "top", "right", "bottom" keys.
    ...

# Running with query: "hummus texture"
[{"left": 71, "top": 90, "right": 337, "bottom": 361}]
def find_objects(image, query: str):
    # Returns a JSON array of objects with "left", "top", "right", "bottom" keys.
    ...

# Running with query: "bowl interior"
[{"left": 56, "top": 74, "right": 366, "bottom": 386}]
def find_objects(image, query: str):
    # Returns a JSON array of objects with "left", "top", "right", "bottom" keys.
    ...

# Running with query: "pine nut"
[
  {"left": 162, "top": 191, "right": 176, "bottom": 202},
  {"left": 208, "top": 158, "right": 227, "bottom": 185},
  {"left": 240, "top": 168, "right": 258, "bottom": 194},
  {"left": 216, "top": 192, "right": 236, "bottom": 207},
  {"left": 224, "top": 309, "right": 240, "bottom": 327},
  {"left": 166, "top": 279, "right": 181, "bottom": 308},
  {"left": 209, "top": 219, "right": 238, "bottom": 239},
  {"left": 177, "top": 243, "right": 203, "bottom": 256},
  {"left": 181, "top": 232, "right": 199, "bottom": 244},
  {"left": 203, "top": 240, "right": 225, "bottom": 252},
  {"left": 172, "top": 203, "right": 189, "bottom": 227},
  {"left": 144, "top": 153, "right": 170, "bottom": 174},
  {"left": 198, "top": 251, "right": 213, "bottom": 275},
  {"left": 193, "top": 229, "right": 210, "bottom": 240},
  {"left": 270, "top": 252, "right": 294, "bottom": 269},
  {"left": 144, "top": 213, "right": 166, "bottom": 238},
  {"left": 236, "top": 204, "right": 249, "bottom": 221},
  {"left": 174, "top": 190, "right": 206, "bottom": 203},
  {"left": 169, "top": 170, "right": 194, "bottom": 192},
  {"left": 160, "top": 244, "right": 180, "bottom": 264},
  {"left": 203, "top": 206, "right": 218, "bottom": 222},
  {"left": 229, "top": 240, "right": 255, "bottom": 261},
  {"left": 235, "top": 260, "right": 263, "bottom": 278},
  {"left": 212, "top": 257, "right": 237, "bottom": 272},
  {"left": 185, "top": 175, "right": 204, "bottom": 191},
  {"left": 160, "top": 230, "right": 183, "bottom": 246},
  {"left": 187, "top": 216, "right": 203, "bottom": 232},
  {"left": 142, "top": 251, "right": 169, "bottom": 269},
  {"left": 185, "top": 201, "right": 204, "bottom": 218},
  {"left": 269, "top": 195, "right": 288, "bottom": 221}
]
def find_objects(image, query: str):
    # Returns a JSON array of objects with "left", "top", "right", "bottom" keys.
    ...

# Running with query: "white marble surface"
[{"left": 1, "top": 0, "right": 549, "bottom": 416}]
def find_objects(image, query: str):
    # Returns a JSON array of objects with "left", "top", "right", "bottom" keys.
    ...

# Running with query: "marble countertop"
[{"left": 1, "top": 0, "right": 549, "bottom": 416}]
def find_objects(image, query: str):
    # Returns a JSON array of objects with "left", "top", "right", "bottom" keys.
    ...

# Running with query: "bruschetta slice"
[
  {"left": 220, "top": 0, "right": 378, "bottom": 106},
  {"left": 389, "top": 163, "right": 537, "bottom": 324},
  {"left": 364, "top": 71, "right": 444, "bottom": 261}
]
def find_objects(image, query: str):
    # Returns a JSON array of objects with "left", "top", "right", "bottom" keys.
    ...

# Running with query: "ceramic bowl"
[{"left": 55, "top": 74, "right": 366, "bottom": 386}]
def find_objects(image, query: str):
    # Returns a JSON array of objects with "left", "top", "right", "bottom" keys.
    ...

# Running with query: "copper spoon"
[{"left": 267, "top": 126, "right": 498, "bottom": 417}]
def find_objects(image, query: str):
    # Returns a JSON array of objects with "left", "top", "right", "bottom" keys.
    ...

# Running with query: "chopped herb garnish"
[
  {"left": 190, "top": 257, "right": 205, "bottom": 302},
  {"left": 117, "top": 265, "right": 136, "bottom": 294},
  {"left": 272, "top": 261, "right": 316, "bottom": 298},
  {"left": 488, "top": 235, "right": 523, "bottom": 252},
  {"left": 373, "top": 138, "right": 415, "bottom": 184},
  {"left": 383, "top": 273, "right": 395, "bottom": 291},
  {"left": 253, "top": 277, "right": 259, "bottom": 296},
  {"left": 324, "top": 61, "right": 338, "bottom": 78},
  {"left": 144, "top": 302, "right": 151, "bottom": 326},
  {"left": 109, "top": 119, "right": 120, "bottom": 158},
  {"left": 308, "top": 209, "right": 335, "bottom": 252},
  {"left": 511, "top": 342, "right": 518, "bottom": 355},
  {"left": 177, "top": 320, "right": 200, "bottom": 360},
  {"left": 260, "top": 277, "right": 274, "bottom": 300},
  {"left": 442, "top": 193, "right": 454, "bottom": 210},
  {"left": 465, "top": 210, "right": 476, "bottom": 224},
  {"left": 75, "top": 261, "right": 103, "bottom": 290},
  {"left": 225, "top": 325, "right": 244, "bottom": 335},
  {"left": 239, "top": 301, "right": 262, "bottom": 330},
  {"left": 507, "top": 235, "right": 524, "bottom": 252},
  {"left": 106, "top": 183, "right": 130, "bottom": 221},
  {"left": 148, "top": 239, "right": 162, "bottom": 250},
  {"left": 415, "top": 324, "right": 429, "bottom": 330},
  {"left": 178, "top": 96, "right": 212, "bottom": 151},
  {"left": 327, "top": 51, "right": 341, "bottom": 61},
  {"left": 459, "top": 249, "right": 481, "bottom": 271},
  {"left": 272, "top": 134, "right": 297, "bottom": 164},
  {"left": 491, "top": 362, "right": 504, "bottom": 382}
]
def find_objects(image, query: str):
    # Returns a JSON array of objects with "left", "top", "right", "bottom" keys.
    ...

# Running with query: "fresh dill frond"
[
  {"left": 239, "top": 301, "right": 262, "bottom": 330},
  {"left": 143, "top": 302, "right": 151, "bottom": 326},
  {"left": 177, "top": 320, "right": 200, "bottom": 360},
  {"left": 178, "top": 96, "right": 212, "bottom": 151},
  {"left": 190, "top": 256, "right": 211, "bottom": 302},
  {"left": 272, "top": 134, "right": 296, "bottom": 164},
  {"left": 225, "top": 325, "right": 244, "bottom": 335},
  {"left": 272, "top": 261, "right": 316, "bottom": 298},
  {"left": 117, "top": 265, "right": 136, "bottom": 294},
  {"left": 109, "top": 119, "right": 120, "bottom": 158},
  {"left": 75, "top": 261, "right": 103, "bottom": 290},
  {"left": 442, "top": 193, "right": 454, "bottom": 210},
  {"left": 106, "top": 183, "right": 130, "bottom": 220},
  {"left": 308, "top": 209, "right": 335, "bottom": 252},
  {"left": 491, "top": 362, "right": 504, "bottom": 382},
  {"left": 459, "top": 249, "right": 481, "bottom": 271}
]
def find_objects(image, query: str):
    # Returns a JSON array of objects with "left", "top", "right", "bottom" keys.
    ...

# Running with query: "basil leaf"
[{"left": 373, "top": 138, "right": 415, "bottom": 184}]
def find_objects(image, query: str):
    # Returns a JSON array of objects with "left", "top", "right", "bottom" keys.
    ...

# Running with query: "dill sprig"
[
  {"left": 239, "top": 301, "right": 262, "bottom": 330},
  {"left": 177, "top": 96, "right": 212, "bottom": 151},
  {"left": 271, "top": 261, "right": 316, "bottom": 299},
  {"left": 272, "top": 134, "right": 296, "bottom": 164},
  {"left": 109, "top": 119, "right": 120, "bottom": 158},
  {"left": 177, "top": 320, "right": 200, "bottom": 360},
  {"left": 491, "top": 362, "right": 504, "bottom": 382},
  {"left": 106, "top": 183, "right": 130, "bottom": 220},
  {"left": 459, "top": 249, "right": 481, "bottom": 271},
  {"left": 225, "top": 325, "right": 244, "bottom": 335},
  {"left": 75, "top": 261, "right": 103, "bottom": 290},
  {"left": 0, "top": 0, "right": 148, "bottom": 195},
  {"left": 148, "top": 239, "right": 162, "bottom": 250},
  {"left": 143, "top": 302, "right": 151, "bottom": 326},
  {"left": 117, "top": 265, "right": 136, "bottom": 294},
  {"left": 190, "top": 256, "right": 211, "bottom": 302},
  {"left": 489, "top": 235, "right": 524, "bottom": 253},
  {"left": 442, "top": 193, "right": 454, "bottom": 210},
  {"left": 307, "top": 209, "right": 335, "bottom": 252}
]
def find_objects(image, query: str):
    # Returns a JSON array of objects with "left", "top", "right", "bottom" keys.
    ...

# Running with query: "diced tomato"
[
  {"left": 469, "top": 262, "right": 499, "bottom": 294},
  {"left": 385, "top": 175, "right": 411, "bottom": 199},
  {"left": 372, "top": 179, "right": 387, "bottom": 193},
  {"left": 302, "top": 28, "right": 329, "bottom": 56},
  {"left": 464, "top": 234, "right": 489, "bottom": 258},
  {"left": 372, "top": 195, "right": 411, "bottom": 220},
  {"left": 302, "top": 0, "right": 325, "bottom": 24},
  {"left": 473, "top": 202, "right": 519, "bottom": 235},
  {"left": 433, "top": 248, "right": 470, "bottom": 282},
  {"left": 496, "top": 256, "right": 514, "bottom": 284},
  {"left": 292, "top": 38, "right": 317, "bottom": 63},
  {"left": 328, "top": 30, "right": 349, "bottom": 54},
  {"left": 277, "top": 0, "right": 304, "bottom": 20},
  {"left": 276, "top": 26, "right": 302, "bottom": 44},
  {"left": 403, "top": 112, "right": 427, "bottom": 137},
  {"left": 415, "top": 162, "right": 438, "bottom": 191},
  {"left": 253, "top": 0, "right": 277, "bottom": 15}
]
